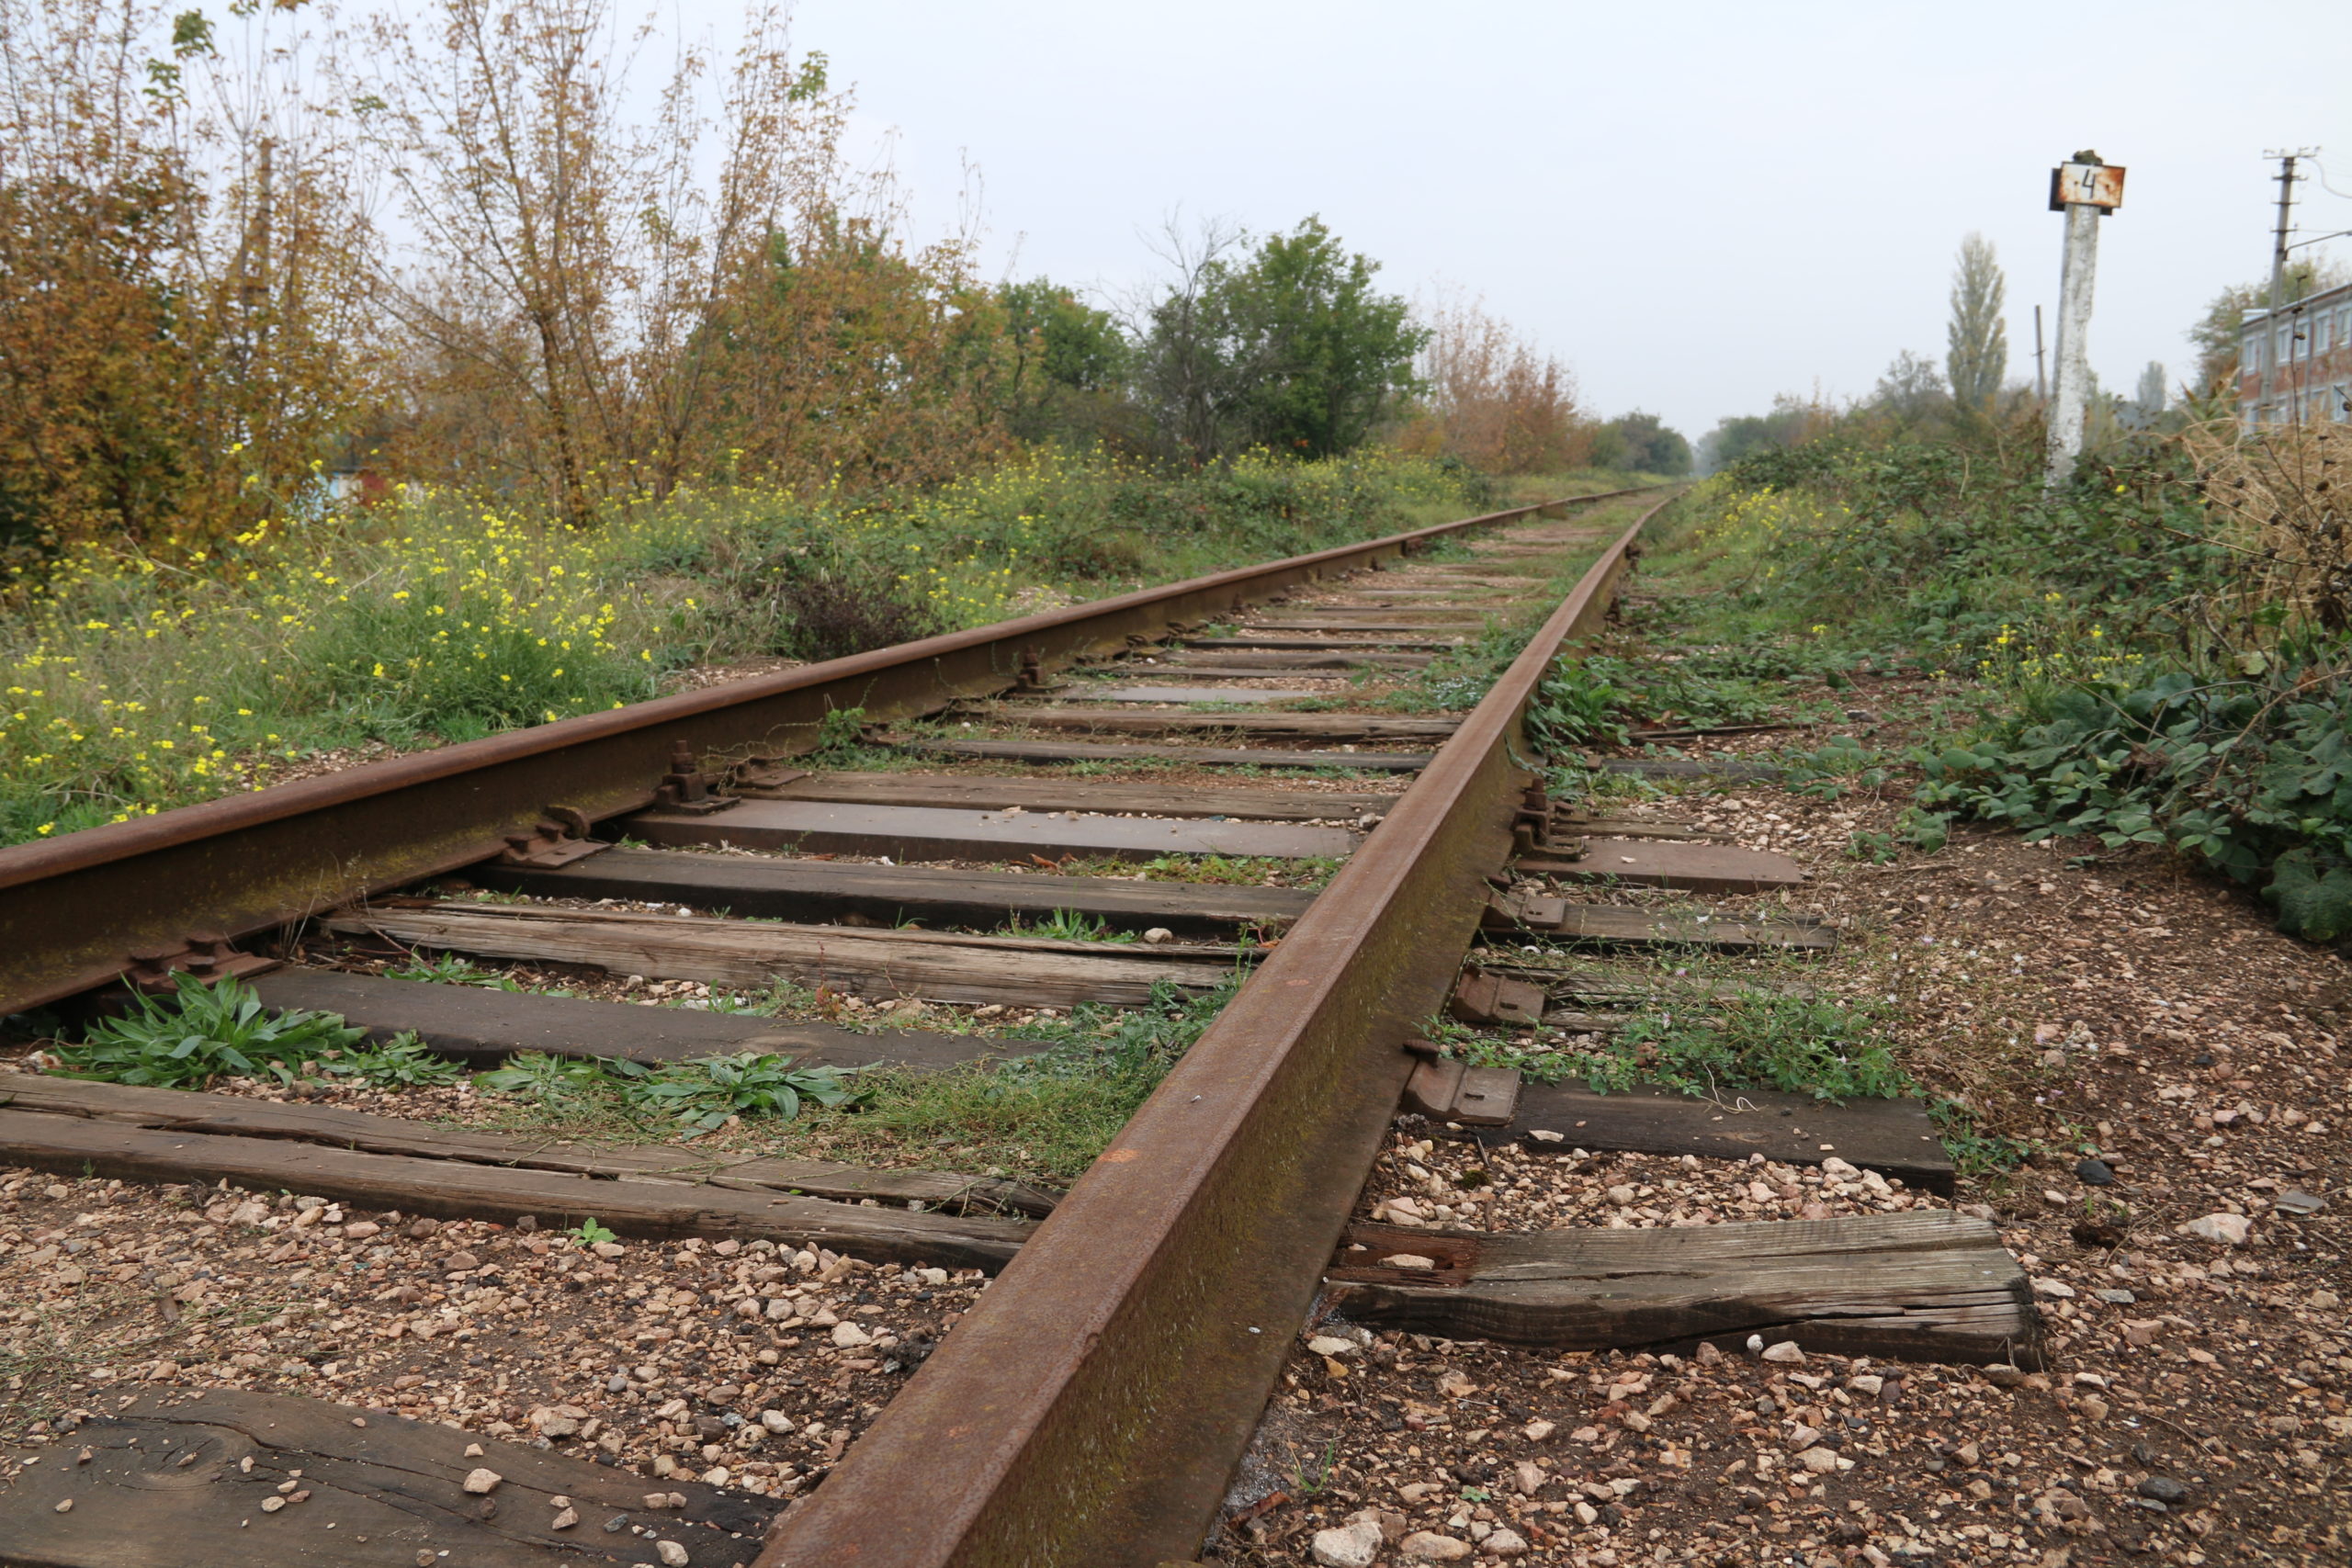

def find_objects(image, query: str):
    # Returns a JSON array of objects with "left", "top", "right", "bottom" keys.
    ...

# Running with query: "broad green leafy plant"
[
  {"left": 476, "top": 1049, "right": 868, "bottom": 1136},
  {"left": 607, "top": 1052, "right": 867, "bottom": 1135},
  {"left": 1917, "top": 661, "right": 2352, "bottom": 940},
  {"left": 60, "top": 975, "right": 364, "bottom": 1088}
]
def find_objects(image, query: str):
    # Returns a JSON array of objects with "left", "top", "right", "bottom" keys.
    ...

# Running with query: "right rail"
[{"left": 758, "top": 495, "right": 1673, "bottom": 1567}]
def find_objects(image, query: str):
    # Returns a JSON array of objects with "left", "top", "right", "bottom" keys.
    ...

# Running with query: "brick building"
[{"left": 2239, "top": 279, "right": 2352, "bottom": 427}]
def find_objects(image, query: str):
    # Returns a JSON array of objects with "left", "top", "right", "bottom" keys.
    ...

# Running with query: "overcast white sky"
[{"left": 703, "top": 0, "right": 2352, "bottom": 441}]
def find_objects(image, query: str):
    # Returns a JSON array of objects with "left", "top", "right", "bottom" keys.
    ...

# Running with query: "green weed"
[
  {"left": 472, "top": 1052, "right": 613, "bottom": 1113},
  {"left": 58, "top": 975, "right": 363, "bottom": 1089},
  {"left": 1917, "top": 665, "right": 2352, "bottom": 940},
  {"left": 1846, "top": 829, "right": 1898, "bottom": 863},
  {"left": 385, "top": 953, "right": 522, "bottom": 989},
  {"left": 1928, "top": 1101, "right": 2034, "bottom": 1178},
  {"left": 815, "top": 980, "right": 1238, "bottom": 1183},
  {"left": 323, "top": 1032, "right": 468, "bottom": 1088},
  {"left": 1006, "top": 908, "right": 1136, "bottom": 943},
  {"left": 1776, "top": 735, "right": 1892, "bottom": 798},
  {"left": 606, "top": 1052, "right": 867, "bottom": 1136}
]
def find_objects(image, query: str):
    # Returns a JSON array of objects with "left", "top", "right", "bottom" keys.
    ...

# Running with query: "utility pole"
[
  {"left": 2258, "top": 149, "right": 2315, "bottom": 423},
  {"left": 2033, "top": 305, "right": 2047, "bottom": 402},
  {"left": 2044, "top": 151, "right": 2125, "bottom": 489}
]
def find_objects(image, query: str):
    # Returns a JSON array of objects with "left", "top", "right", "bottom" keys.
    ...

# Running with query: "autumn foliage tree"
[
  {"left": 2, "top": 0, "right": 1584, "bottom": 570},
  {"left": 701, "top": 219, "right": 1012, "bottom": 494},
  {"left": 0, "top": 0, "right": 367, "bottom": 560},
  {"left": 347, "top": 0, "right": 1021, "bottom": 519},
  {"left": 1393, "top": 292, "right": 1584, "bottom": 473}
]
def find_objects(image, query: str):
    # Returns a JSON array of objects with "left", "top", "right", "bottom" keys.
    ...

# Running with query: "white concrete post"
[{"left": 2044, "top": 199, "right": 2099, "bottom": 488}]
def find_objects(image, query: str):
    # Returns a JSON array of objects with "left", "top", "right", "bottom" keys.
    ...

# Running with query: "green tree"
[
  {"left": 1131, "top": 219, "right": 1268, "bottom": 465},
  {"left": 1697, "top": 400, "right": 1821, "bottom": 473},
  {"left": 998, "top": 276, "right": 1131, "bottom": 445},
  {"left": 1134, "top": 216, "right": 1423, "bottom": 463},
  {"left": 1869, "top": 349, "right": 1951, "bottom": 434},
  {"left": 1231, "top": 217, "right": 1425, "bottom": 458},
  {"left": 1602, "top": 411, "right": 1691, "bottom": 475},
  {"left": 1945, "top": 232, "right": 2007, "bottom": 418}
]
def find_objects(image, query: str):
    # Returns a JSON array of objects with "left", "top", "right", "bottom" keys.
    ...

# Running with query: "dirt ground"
[
  {"left": 0, "top": 1168, "right": 986, "bottom": 1505},
  {"left": 1217, "top": 660, "right": 2349, "bottom": 1568}
]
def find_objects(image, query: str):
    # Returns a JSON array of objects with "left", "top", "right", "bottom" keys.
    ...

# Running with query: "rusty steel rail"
[
  {"left": 0, "top": 487, "right": 1662, "bottom": 1018},
  {"left": 759, "top": 493, "right": 1675, "bottom": 1568}
]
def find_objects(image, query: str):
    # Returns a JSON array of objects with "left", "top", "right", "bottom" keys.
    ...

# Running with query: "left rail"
[{"left": 0, "top": 488, "right": 1656, "bottom": 1017}]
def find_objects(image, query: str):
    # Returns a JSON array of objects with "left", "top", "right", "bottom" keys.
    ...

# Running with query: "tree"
[
  {"left": 0, "top": 0, "right": 368, "bottom": 558},
  {"left": 1602, "top": 412, "right": 1690, "bottom": 476},
  {"left": 2187, "top": 259, "right": 2349, "bottom": 394},
  {"left": 1696, "top": 396, "right": 1831, "bottom": 473},
  {"left": 1133, "top": 216, "right": 1423, "bottom": 463},
  {"left": 997, "top": 277, "right": 1131, "bottom": 446},
  {"left": 706, "top": 219, "right": 1011, "bottom": 493},
  {"left": 354, "top": 0, "right": 875, "bottom": 522},
  {"left": 1945, "top": 232, "right": 2007, "bottom": 418},
  {"left": 2116, "top": 360, "right": 2170, "bottom": 430},
  {"left": 1392, "top": 290, "right": 1582, "bottom": 474},
  {"left": 1232, "top": 218, "right": 1425, "bottom": 458},
  {"left": 1129, "top": 218, "right": 1269, "bottom": 465},
  {"left": 1868, "top": 349, "right": 1950, "bottom": 433}
]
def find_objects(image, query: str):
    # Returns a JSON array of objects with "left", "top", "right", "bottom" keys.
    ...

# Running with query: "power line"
[{"left": 2301, "top": 156, "right": 2352, "bottom": 203}]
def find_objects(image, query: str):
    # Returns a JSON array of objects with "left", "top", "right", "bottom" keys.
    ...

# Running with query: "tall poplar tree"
[{"left": 1946, "top": 232, "right": 2008, "bottom": 418}]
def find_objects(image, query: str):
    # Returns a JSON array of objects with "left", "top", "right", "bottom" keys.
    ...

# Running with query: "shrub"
[
  {"left": 1689, "top": 422, "right": 2351, "bottom": 942},
  {"left": 767, "top": 559, "right": 942, "bottom": 662}
]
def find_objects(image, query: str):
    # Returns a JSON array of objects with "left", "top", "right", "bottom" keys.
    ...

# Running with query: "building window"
[
  {"left": 2243, "top": 336, "right": 2262, "bottom": 373},
  {"left": 2320, "top": 315, "right": 2335, "bottom": 355},
  {"left": 2335, "top": 384, "right": 2350, "bottom": 423}
]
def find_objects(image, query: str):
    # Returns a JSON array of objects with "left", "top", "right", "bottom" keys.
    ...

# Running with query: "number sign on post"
[{"left": 2049, "top": 162, "right": 2126, "bottom": 212}]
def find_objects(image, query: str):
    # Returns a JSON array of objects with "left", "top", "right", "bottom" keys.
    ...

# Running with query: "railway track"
[{"left": 0, "top": 484, "right": 2041, "bottom": 1567}]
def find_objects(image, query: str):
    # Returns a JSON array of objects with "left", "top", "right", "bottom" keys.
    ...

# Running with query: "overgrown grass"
[
  {"left": 0, "top": 446, "right": 1496, "bottom": 844},
  {"left": 808, "top": 981, "right": 1238, "bottom": 1183},
  {"left": 1056, "top": 852, "right": 1342, "bottom": 888},
  {"left": 1442, "top": 982, "right": 2031, "bottom": 1177},
  {"left": 1555, "top": 992, "right": 1910, "bottom": 1103}
]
